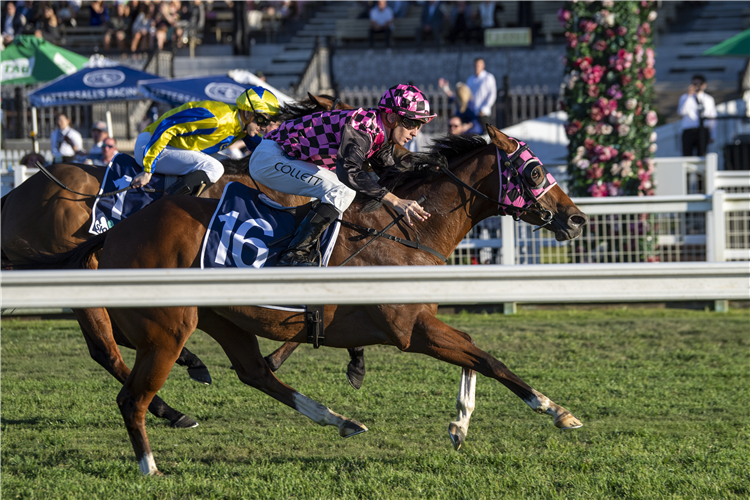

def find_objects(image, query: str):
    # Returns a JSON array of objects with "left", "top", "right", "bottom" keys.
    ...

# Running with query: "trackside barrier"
[{"left": 1, "top": 263, "right": 748, "bottom": 310}]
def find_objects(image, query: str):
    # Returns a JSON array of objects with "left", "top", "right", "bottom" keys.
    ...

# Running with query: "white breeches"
[
  {"left": 247, "top": 139, "right": 356, "bottom": 215},
  {"left": 134, "top": 132, "right": 225, "bottom": 183}
]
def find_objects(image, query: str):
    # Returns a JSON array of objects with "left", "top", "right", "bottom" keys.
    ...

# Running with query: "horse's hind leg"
[
  {"left": 110, "top": 306, "right": 199, "bottom": 475},
  {"left": 111, "top": 319, "right": 212, "bottom": 386},
  {"left": 75, "top": 307, "right": 198, "bottom": 429},
  {"left": 264, "top": 342, "right": 367, "bottom": 390},
  {"left": 200, "top": 310, "right": 368, "bottom": 438}
]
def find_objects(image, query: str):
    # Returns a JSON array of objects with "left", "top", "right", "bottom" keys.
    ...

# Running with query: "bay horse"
[
  {"left": 0, "top": 94, "right": 358, "bottom": 428},
  {"left": 45, "top": 126, "right": 587, "bottom": 475}
]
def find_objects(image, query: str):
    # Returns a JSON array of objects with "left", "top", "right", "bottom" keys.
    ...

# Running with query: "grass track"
[{"left": 2, "top": 308, "right": 749, "bottom": 499}]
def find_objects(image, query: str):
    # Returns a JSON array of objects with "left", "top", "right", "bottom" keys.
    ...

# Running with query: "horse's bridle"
[{"left": 438, "top": 141, "right": 556, "bottom": 232}]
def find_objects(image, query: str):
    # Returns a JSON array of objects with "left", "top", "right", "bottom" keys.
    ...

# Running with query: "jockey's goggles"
[
  {"left": 245, "top": 90, "right": 272, "bottom": 127},
  {"left": 400, "top": 116, "right": 427, "bottom": 130}
]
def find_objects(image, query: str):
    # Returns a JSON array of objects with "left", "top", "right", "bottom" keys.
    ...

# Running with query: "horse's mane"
[
  {"left": 219, "top": 155, "right": 251, "bottom": 175},
  {"left": 277, "top": 94, "right": 338, "bottom": 122},
  {"left": 358, "top": 134, "right": 489, "bottom": 210}
]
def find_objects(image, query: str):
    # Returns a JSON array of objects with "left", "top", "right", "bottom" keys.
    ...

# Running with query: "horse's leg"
[
  {"left": 199, "top": 309, "right": 368, "bottom": 437},
  {"left": 263, "top": 341, "right": 367, "bottom": 390},
  {"left": 174, "top": 346, "right": 212, "bottom": 385},
  {"left": 110, "top": 306, "right": 199, "bottom": 476},
  {"left": 448, "top": 368, "right": 476, "bottom": 451},
  {"left": 263, "top": 341, "right": 301, "bottom": 371},
  {"left": 401, "top": 311, "right": 582, "bottom": 435},
  {"left": 74, "top": 308, "right": 198, "bottom": 429},
  {"left": 346, "top": 347, "right": 366, "bottom": 390}
]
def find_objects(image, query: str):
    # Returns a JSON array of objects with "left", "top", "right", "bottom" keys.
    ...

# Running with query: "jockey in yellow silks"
[{"left": 131, "top": 86, "right": 280, "bottom": 196}]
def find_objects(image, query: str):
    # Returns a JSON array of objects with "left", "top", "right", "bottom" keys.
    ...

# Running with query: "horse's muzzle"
[{"left": 554, "top": 212, "right": 588, "bottom": 241}]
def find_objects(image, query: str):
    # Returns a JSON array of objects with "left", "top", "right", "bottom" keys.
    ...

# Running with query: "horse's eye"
[{"left": 527, "top": 165, "right": 545, "bottom": 187}]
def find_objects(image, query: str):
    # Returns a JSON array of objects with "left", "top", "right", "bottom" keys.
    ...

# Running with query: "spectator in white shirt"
[
  {"left": 678, "top": 74, "right": 717, "bottom": 156},
  {"left": 465, "top": 58, "right": 497, "bottom": 127},
  {"left": 369, "top": 0, "right": 393, "bottom": 48},
  {"left": 51, "top": 113, "right": 84, "bottom": 163}
]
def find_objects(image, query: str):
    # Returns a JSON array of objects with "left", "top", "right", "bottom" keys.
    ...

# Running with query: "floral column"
[{"left": 559, "top": 1, "right": 658, "bottom": 198}]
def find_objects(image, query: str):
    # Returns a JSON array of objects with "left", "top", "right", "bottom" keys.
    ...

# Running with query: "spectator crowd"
[{"left": 1, "top": 1, "right": 301, "bottom": 54}]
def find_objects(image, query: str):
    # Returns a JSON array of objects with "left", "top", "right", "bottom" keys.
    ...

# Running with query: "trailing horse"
[{"left": 38, "top": 126, "right": 588, "bottom": 475}]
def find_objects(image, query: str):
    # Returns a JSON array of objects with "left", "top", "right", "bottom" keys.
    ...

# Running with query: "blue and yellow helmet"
[{"left": 236, "top": 86, "right": 280, "bottom": 117}]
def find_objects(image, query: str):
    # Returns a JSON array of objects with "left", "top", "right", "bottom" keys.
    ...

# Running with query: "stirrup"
[{"left": 166, "top": 170, "right": 213, "bottom": 197}]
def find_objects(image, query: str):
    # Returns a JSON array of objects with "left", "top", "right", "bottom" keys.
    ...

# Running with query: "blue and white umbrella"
[
  {"left": 28, "top": 63, "right": 161, "bottom": 107},
  {"left": 137, "top": 73, "right": 293, "bottom": 108}
]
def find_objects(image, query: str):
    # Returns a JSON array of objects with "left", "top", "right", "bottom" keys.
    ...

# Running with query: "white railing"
[
  {"left": 452, "top": 191, "right": 750, "bottom": 266},
  {"left": 2, "top": 263, "right": 748, "bottom": 310}
]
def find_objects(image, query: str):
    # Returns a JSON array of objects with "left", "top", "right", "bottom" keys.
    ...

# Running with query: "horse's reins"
[
  {"left": 338, "top": 195, "right": 448, "bottom": 266},
  {"left": 36, "top": 161, "right": 163, "bottom": 198}
]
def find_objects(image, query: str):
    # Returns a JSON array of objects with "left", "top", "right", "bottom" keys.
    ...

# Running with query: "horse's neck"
[{"left": 345, "top": 146, "right": 500, "bottom": 264}]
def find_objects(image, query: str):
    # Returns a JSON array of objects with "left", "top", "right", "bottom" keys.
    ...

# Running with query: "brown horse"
[
  {"left": 44, "top": 127, "right": 587, "bottom": 475},
  {"left": 0, "top": 94, "right": 355, "bottom": 428}
]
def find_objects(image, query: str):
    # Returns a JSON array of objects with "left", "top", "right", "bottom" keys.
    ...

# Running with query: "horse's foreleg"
[
  {"left": 200, "top": 310, "right": 368, "bottom": 438},
  {"left": 406, "top": 313, "right": 582, "bottom": 438},
  {"left": 75, "top": 308, "right": 198, "bottom": 428},
  {"left": 448, "top": 368, "right": 476, "bottom": 450}
]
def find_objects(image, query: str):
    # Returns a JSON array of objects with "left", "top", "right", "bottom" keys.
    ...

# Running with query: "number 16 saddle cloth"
[{"left": 200, "top": 181, "right": 340, "bottom": 270}]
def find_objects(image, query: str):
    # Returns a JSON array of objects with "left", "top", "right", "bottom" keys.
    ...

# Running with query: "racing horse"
[
  {"left": 0, "top": 94, "right": 354, "bottom": 428},
  {"left": 43, "top": 126, "right": 588, "bottom": 475}
]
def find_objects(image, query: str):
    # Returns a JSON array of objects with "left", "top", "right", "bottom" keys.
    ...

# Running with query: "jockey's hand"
[
  {"left": 131, "top": 171, "right": 152, "bottom": 188},
  {"left": 383, "top": 193, "right": 430, "bottom": 226}
]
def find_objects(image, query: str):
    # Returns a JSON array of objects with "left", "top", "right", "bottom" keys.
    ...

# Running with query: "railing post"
[
  {"left": 706, "top": 189, "right": 726, "bottom": 263},
  {"left": 705, "top": 152, "right": 718, "bottom": 193},
  {"left": 14, "top": 165, "right": 27, "bottom": 189},
  {"left": 501, "top": 216, "right": 516, "bottom": 314}
]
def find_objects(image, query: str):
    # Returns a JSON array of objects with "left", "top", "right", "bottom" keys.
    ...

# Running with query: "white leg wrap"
[
  {"left": 292, "top": 392, "right": 345, "bottom": 427},
  {"left": 138, "top": 452, "right": 158, "bottom": 475},
  {"left": 453, "top": 368, "right": 476, "bottom": 436}
]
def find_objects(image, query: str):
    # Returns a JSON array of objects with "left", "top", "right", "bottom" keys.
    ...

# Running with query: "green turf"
[{"left": 2, "top": 308, "right": 749, "bottom": 499}]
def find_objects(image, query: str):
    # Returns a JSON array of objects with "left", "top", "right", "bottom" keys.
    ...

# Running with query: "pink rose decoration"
[
  {"left": 558, "top": 8, "right": 571, "bottom": 25},
  {"left": 588, "top": 183, "right": 608, "bottom": 197},
  {"left": 646, "top": 110, "right": 658, "bottom": 127},
  {"left": 593, "top": 40, "right": 608, "bottom": 51},
  {"left": 616, "top": 26, "right": 627, "bottom": 36}
]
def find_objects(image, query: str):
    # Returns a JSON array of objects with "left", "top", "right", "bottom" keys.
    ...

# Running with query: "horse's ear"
[
  {"left": 486, "top": 124, "right": 517, "bottom": 154},
  {"left": 308, "top": 92, "right": 322, "bottom": 106}
]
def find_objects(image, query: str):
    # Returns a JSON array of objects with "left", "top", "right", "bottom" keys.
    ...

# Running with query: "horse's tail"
[{"left": 10, "top": 232, "right": 108, "bottom": 271}]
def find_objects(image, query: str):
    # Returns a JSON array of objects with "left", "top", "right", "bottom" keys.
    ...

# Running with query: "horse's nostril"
[{"left": 569, "top": 214, "right": 587, "bottom": 227}]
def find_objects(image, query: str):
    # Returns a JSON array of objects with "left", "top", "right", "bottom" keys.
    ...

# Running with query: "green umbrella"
[
  {"left": 702, "top": 28, "right": 750, "bottom": 57},
  {"left": 1, "top": 35, "right": 88, "bottom": 85}
]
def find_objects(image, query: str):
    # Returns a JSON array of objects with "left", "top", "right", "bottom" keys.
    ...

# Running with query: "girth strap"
[{"left": 339, "top": 219, "right": 449, "bottom": 263}]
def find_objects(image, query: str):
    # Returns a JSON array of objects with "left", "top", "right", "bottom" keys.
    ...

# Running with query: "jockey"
[
  {"left": 131, "top": 86, "right": 280, "bottom": 196},
  {"left": 248, "top": 83, "right": 435, "bottom": 266}
]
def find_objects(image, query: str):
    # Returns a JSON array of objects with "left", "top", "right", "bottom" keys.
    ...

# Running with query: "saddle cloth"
[
  {"left": 89, "top": 153, "right": 172, "bottom": 235},
  {"left": 200, "top": 181, "right": 340, "bottom": 271}
]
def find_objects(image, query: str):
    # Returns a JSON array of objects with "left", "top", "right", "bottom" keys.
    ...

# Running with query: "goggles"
[
  {"left": 245, "top": 90, "right": 272, "bottom": 127},
  {"left": 400, "top": 116, "right": 426, "bottom": 130}
]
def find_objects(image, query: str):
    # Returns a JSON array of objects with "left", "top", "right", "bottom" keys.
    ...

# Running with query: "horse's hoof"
[
  {"left": 188, "top": 367, "right": 212, "bottom": 385},
  {"left": 339, "top": 420, "right": 368, "bottom": 438},
  {"left": 346, "top": 367, "right": 365, "bottom": 390},
  {"left": 448, "top": 422, "right": 465, "bottom": 451},
  {"left": 555, "top": 413, "right": 583, "bottom": 430},
  {"left": 171, "top": 414, "right": 199, "bottom": 429}
]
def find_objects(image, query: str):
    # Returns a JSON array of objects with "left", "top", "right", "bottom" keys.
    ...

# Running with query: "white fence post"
[
  {"left": 705, "top": 152, "right": 718, "bottom": 194},
  {"left": 13, "top": 165, "right": 27, "bottom": 189},
  {"left": 501, "top": 216, "right": 516, "bottom": 314},
  {"left": 706, "top": 189, "right": 726, "bottom": 263}
]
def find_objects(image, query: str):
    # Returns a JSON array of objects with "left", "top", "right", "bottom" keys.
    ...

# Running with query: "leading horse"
[
  {"left": 43, "top": 126, "right": 588, "bottom": 475},
  {"left": 0, "top": 94, "right": 354, "bottom": 428}
]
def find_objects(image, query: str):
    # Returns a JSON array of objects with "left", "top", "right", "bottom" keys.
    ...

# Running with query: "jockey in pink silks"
[{"left": 248, "top": 83, "right": 436, "bottom": 266}]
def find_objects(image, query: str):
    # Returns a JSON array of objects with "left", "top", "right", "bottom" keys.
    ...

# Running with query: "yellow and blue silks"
[{"left": 141, "top": 100, "right": 245, "bottom": 174}]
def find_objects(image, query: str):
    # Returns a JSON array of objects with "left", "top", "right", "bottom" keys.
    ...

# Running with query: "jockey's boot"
[
  {"left": 277, "top": 203, "right": 340, "bottom": 267},
  {"left": 166, "top": 170, "right": 213, "bottom": 196}
]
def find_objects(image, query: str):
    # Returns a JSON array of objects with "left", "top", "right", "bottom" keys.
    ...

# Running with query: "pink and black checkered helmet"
[{"left": 378, "top": 84, "right": 437, "bottom": 123}]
